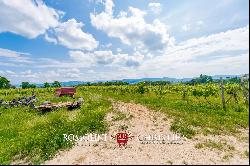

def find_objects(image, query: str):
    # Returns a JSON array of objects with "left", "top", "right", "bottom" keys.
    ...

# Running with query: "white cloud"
[
  {"left": 175, "top": 25, "right": 249, "bottom": 59},
  {"left": 105, "top": 0, "right": 114, "bottom": 15},
  {"left": 100, "top": 43, "right": 112, "bottom": 49},
  {"left": 69, "top": 50, "right": 144, "bottom": 67},
  {"left": 196, "top": 20, "right": 204, "bottom": 30},
  {"left": 0, "top": 48, "right": 27, "bottom": 58},
  {"left": 0, "top": 1, "right": 98, "bottom": 51},
  {"left": 181, "top": 24, "right": 191, "bottom": 32},
  {"left": 6, "top": 70, "right": 16, "bottom": 75},
  {"left": 196, "top": 20, "right": 204, "bottom": 26},
  {"left": 3, "top": 68, "right": 82, "bottom": 84},
  {"left": 69, "top": 50, "right": 95, "bottom": 67},
  {"left": 32, "top": 58, "right": 82, "bottom": 69},
  {"left": 0, "top": 48, "right": 32, "bottom": 63},
  {"left": 44, "top": 33, "right": 57, "bottom": 44},
  {"left": 2, "top": 26, "right": 248, "bottom": 84},
  {"left": 117, "top": 48, "right": 122, "bottom": 52},
  {"left": 181, "top": 21, "right": 204, "bottom": 32},
  {"left": 148, "top": 2, "right": 162, "bottom": 14},
  {"left": 105, "top": 43, "right": 112, "bottom": 48},
  {"left": 139, "top": 25, "right": 249, "bottom": 77},
  {"left": 47, "top": 19, "right": 99, "bottom": 51},
  {"left": 0, "top": 0, "right": 62, "bottom": 38},
  {"left": 90, "top": 0, "right": 174, "bottom": 52}
]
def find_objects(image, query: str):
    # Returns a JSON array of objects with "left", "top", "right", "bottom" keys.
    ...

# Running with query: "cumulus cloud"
[
  {"left": 105, "top": 0, "right": 114, "bottom": 15},
  {"left": 181, "top": 21, "right": 204, "bottom": 32},
  {"left": 0, "top": 1, "right": 98, "bottom": 51},
  {"left": 139, "top": 25, "right": 249, "bottom": 77},
  {"left": 148, "top": 2, "right": 162, "bottom": 14},
  {"left": 1, "top": 25, "right": 248, "bottom": 84},
  {"left": 69, "top": 50, "right": 144, "bottom": 67},
  {"left": 46, "top": 19, "right": 99, "bottom": 51},
  {"left": 0, "top": 48, "right": 32, "bottom": 63},
  {"left": 0, "top": 48, "right": 29, "bottom": 58},
  {"left": 196, "top": 20, "right": 204, "bottom": 26},
  {"left": 68, "top": 50, "right": 95, "bottom": 67},
  {"left": 44, "top": 33, "right": 57, "bottom": 44},
  {"left": 181, "top": 24, "right": 191, "bottom": 32},
  {"left": 0, "top": 0, "right": 62, "bottom": 38},
  {"left": 173, "top": 25, "right": 249, "bottom": 61},
  {"left": 90, "top": 0, "right": 174, "bottom": 52},
  {"left": 2, "top": 68, "right": 82, "bottom": 84}
]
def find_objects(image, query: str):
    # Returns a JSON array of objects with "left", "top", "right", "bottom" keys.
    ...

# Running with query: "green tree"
[
  {"left": 21, "top": 82, "right": 36, "bottom": 89},
  {"left": 136, "top": 82, "right": 146, "bottom": 94},
  {"left": 10, "top": 85, "right": 16, "bottom": 89},
  {"left": 44, "top": 82, "right": 50, "bottom": 88},
  {"left": 21, "top": 82, "right": 30, "bottom": 89},
  {"left": 0, "top": 76, "right": 11, "bottom": 89},
  {"left": 226, "top": 77, "right": 241, "bottom": 84},
  {"left": 52, "top": 81, "right": 61, "bottom": 87},
  {"left": 188, "top": 74, "right": 213, "bottom": 85},
  {"left": 86, "top": 82, "right": 91, "bottom": 86},
  {"left": 29, "top": 84, "right": 36, "bottom": 88}
]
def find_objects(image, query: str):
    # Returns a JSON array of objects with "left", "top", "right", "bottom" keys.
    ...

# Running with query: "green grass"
[
  {"left": 195, "top": 140, "right": 235, "bottom": 151},
  {"left": 111, "top": 111, "right": 127, "bottom": 121},
  {"left": 119, "top": 124, "right": 129, "bottom": 130},
  {"left": 85, "top": 86, "right": 249, "bottom": 138},
  {"left": 166, "top": 160, "right": 173, "bottom": 165},
  {"left": 111, "top": 110, "right": 134, "bottom": 122},
  {"left": 0, "top": 88, "right": 111, "bottom": 164},
  {"left": 244, "top": 150, "right": 249, "bottom": 158},
  {"left": 0, "top": 86, "right": 249, "bottom": 164},
  {"left": 222, "top": 153, "right": 234, "bottom": 160}
]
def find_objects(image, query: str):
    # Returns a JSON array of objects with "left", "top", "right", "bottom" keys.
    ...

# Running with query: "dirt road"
[{"left": 44, "top": 101, "right": 249, "bottom": 165}]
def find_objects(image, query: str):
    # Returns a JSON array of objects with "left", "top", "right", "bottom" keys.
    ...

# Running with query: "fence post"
[
  {"left": 240, "top": 76, "right": 249, "bottom": 104},
  {"left": 220, "top": 77, "right": 226, "bottom": 110}
]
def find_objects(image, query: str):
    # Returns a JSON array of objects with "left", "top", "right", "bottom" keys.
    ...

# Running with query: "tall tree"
[
  {"left": 0, "top": 76, "right": 11, "bottom": 89},
  {"left": 52, "top": 81, "right": 61, "bottom": 87},
  {"left": 188, "top": 74, "right": 213, "bottom": 85},
  {"left": 21, "top": 82, "right": 36, "bottom": 89},
  {"left": 21, "top": 82, "right": 30, "bottom": 89},
  {"left": 44, "top": 82, "right": 50, "bottom": 88}
]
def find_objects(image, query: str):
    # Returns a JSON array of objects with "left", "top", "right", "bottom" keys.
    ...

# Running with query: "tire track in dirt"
[{"left": 44, "top": 101, "right": 249, "bottom": 165}]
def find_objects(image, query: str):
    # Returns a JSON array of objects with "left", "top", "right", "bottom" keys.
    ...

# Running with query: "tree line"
[
  {"left": 20, "top": 81, "right": 62, "bottom": 89},
  {"left": 186, "top": 74, "right": 243, "bottom": 85},
  {"left": 0, "top": 75, "right": 245, "bottom": 89},
  {"left": 0, "top": 76, "right": 62, "bottom": 89}
]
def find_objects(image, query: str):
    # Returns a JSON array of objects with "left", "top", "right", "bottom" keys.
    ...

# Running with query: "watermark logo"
[
  {"left": 63, "top": 133, "right": 107, "bottom": 142},
  {"left": 111, "top": 131, "right": 134, "bottom": 147},
  {"left": 62, "top": 132, "right": 187, "bottom": 147},
  {"left": 138, "top": 133, "right": 187, "bottom": 144}
]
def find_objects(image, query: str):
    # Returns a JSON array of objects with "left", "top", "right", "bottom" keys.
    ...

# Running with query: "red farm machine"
[{"left": 55, "top": 87, "right": 76, "bottom": 97}]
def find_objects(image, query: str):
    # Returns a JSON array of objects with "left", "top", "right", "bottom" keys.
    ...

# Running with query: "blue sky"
[{"left": 0, "top": 0, "right": 249, "bottom": 84}]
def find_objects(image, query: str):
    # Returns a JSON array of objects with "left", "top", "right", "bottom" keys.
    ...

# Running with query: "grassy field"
[
  {"left": 81, "top": 85, "right": 249, "bottom": 138},
  {"left": 0, "top": 85, "right": 249, "bottom": 164},
  {"left": 0, "top": 88, "right": 112, "bottom": 164}
]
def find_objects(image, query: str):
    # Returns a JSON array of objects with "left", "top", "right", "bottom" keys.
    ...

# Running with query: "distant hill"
[
  {"left": 117, "top": 75, "right": 241, "bottom": 84},
  {"left": 15, "top": 81, "right": 86, "bottom": 88},
  {"left": 14, "top": 75, "right": 243, "bottom": 87},
  {"left": 120, "top": 77, "right": 193, "bottom": 84},
  {"left": 60, "top": 81, "right": 86, "bottom": 87},
  {"left": 211, "top": 75, "right": 241, "bottom": 80}
]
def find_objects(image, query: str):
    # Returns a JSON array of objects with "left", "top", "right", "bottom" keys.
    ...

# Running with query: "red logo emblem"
[{"left": 111, "top": 131, "right": 134, "bottom": 147}]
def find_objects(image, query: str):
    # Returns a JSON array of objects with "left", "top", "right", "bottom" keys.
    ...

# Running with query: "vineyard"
[
  {"left": 0, "top": 81, "right": 249, "bottom": 164},
  {"left": 78, "top": 81, "right": 249, "bottom": 137},
  {"left": 79, "top": 82, "right": 249, "bottom": 110}
]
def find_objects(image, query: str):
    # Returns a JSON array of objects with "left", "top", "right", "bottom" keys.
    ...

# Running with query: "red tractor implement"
[{"left": 55, "top": 87, "right": 76, "bottom": 97}]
